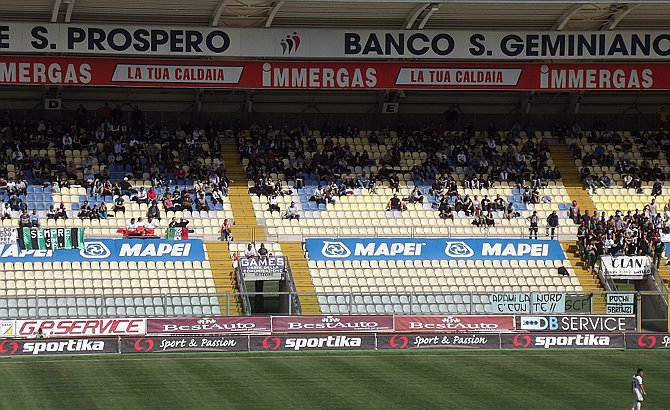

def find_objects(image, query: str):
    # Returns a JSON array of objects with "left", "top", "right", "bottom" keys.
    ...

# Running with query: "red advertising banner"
[
  {"left": 394, "top": 315, "right": 515, "bottom": 332},
  {"left": 500, "top": 333, "right": 625, "bottom": 349},
  {"left": 0, "top": 56, "right": 668, "bottom": 90},
  {"left": 146, "top": 317, "right": 271, "bottom": 334},
  {"left": 14, "top": 318, "right": 145, "bottom": 337},
  {"left": 121, "top": 336, "right": 249, "bottom": 353},
  {"left": 271, "top": 315, "right": 393, "bottom": 333},
  {"left": 0, "top": 338, "right": 119, "bottom": 356}
]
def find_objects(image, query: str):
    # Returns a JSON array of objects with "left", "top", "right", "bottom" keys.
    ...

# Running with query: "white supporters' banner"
[
  {"left": 600, "top": 256, "right": 651, "bottom": 280},
  {"left": 0, "top": 228, "right": 16, "bottom": 245},
  {"left": 1, "top": 23, "right": 670, "bottom": 59}
]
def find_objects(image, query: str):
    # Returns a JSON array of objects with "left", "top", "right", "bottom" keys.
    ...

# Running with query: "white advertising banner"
[
  {"left": 1, "top": 23, "right": 670, "bottom": 59},
  {"left": 600, "top": 256, "right": 651, "bottom": 280},
  {"left": 0, "top": 228, "right": 16, "bottom": 245}
]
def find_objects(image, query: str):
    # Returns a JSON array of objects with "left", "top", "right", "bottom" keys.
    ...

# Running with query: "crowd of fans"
[{"left": 0, "top": 107, "right": 233, "bottom": 227}]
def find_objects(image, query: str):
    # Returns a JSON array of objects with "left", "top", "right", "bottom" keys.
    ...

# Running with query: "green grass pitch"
[{"left": 0, "top": 350, "right": 667, "bottom": 409}]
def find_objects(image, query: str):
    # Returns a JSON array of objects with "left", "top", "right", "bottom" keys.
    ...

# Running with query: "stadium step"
[
  {"left": 221, "top": 142, "right": 266, "bottom": 242},
  {"left": 561, "top": 242, "right": 606, "bottom": 313},
  {"left": 279, "top": 241, "right": 322, "bottom": 315},
  {"left": 548, "top": 143, "right": 597, "bottom": 212},
  {"left": 205, "top": 242, "right": 244, "bottom": 315}
]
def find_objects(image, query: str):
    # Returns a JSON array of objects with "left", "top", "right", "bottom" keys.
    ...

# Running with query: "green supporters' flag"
[{"left": 16, "top": 228, "right": 85, "bottom": 250}]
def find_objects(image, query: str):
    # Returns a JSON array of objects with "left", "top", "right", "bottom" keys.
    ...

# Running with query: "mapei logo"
[
  {"left": 134, "top": 338, "right": 154, "bottom": 352},
  {"left": 280, "top": 32, "right": 301, "bottom": 55},
  {"left": 513, "top": 334, "right": 531, "bottom": 348},
  {"left": 321, "top": 241, "right": 351, "bottom": 258},
  {"left": 444, "top": 241, "right": 474, "bottom": 258},
  {"left": 262, "top": 336, "right": 282, "bottom": 351},
  {"left": 389, "top": 335, "right": 409, "bottom": 349},
  {"left": 80, "top": 241, "right": 111, "bottom": 259},
  {"left": 0, "top": 340, "right": 19, "bottom": 355}
]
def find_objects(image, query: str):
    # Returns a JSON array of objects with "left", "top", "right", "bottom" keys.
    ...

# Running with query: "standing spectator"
[
  {"left": 568, "top": 200, "right": 580, "bottom": 224},
  {"left": 258, "top": 243, "right": 269, "bottom": 258},
  {"left": 652, "top": 240, "right": 665, "bottom": 270},
  {"left": 527, "top": 210, "right": 539, "bottom": 239},
  {"left": 546, "top": 211, "right": 559, "bottom": 240},
  {"left": 244, "top": 243, "right": 257, "bottom": 258}
]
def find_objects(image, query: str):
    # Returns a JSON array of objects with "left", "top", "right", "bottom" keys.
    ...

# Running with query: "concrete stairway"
[
  {"left": 549, "top": 143, "right": 597, "bottom": 211},
  {"left": 205, "top": 242, "right": 244, "bottom": 315},
  {"left": 550, "top": 142, "right": 606, "bottom": 296},
  {"left": 561, "top": 242, "right": 606, "bottom": 313},
  {"left": 221, "top": 142, "right": 266, "bottom": 243},
  {"left": 279, "top": 242, "right": 322, "bottom": 314}
]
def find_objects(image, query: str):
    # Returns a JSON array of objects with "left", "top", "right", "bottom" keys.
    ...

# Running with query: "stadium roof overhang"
[{"left": 3, "top": 0, "right": 670, "bottom": 31}]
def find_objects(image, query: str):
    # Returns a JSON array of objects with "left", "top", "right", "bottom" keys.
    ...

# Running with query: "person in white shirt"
[
  {"left": 631, "top": 368, "right": 647, "bottom": 410},
  {"left": 244, "top": 243, "right": 257, "bottom": 258},
  {"left": 285, "top": 201, "right": 300, "bottom": 220},
  {"left": 1, "top": 203, "right": 11, "bottom": 220},
  {"left": 135, "top": 187, "right": 148, "bottom": 204},
  {"left": 144, "top": 217, "right": 156, "bottom": 230}
]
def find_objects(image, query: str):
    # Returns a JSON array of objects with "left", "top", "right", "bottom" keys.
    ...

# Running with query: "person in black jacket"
[
  {"left": 546, "top": 210, "right": 559, "bottom": 240},
  {"left": 527, "top": 211, "right": 539, "bottom": 240}
]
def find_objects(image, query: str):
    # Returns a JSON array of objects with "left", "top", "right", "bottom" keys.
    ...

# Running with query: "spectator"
[
  {"left": 147, "top": 201, "right": 161, "bottom": 220},
  {"left": 546, "top": 210, "right": 559, "bottom": 240},
  {"left": 244, "top": 243, "right": 257, "bottom": 258},
  {"left": 56, "top": 202, "right": 68, "bottom": 219},
  {"left": 168, "top": 217, "right": 179, "bottom": 228},
  {"left": 527, "top": 210, "right": 539, "bottom": 239},
  {"left": 268, "top": 194, "right": 280, "bottom": 214},
  {"left": 386, "top": 193, "right": 405, "bottom": 211},
  {"left": 485, "top": 210, "right": 495, "bottom": 227},
  {"left": 220, "top": 218, "right": 233, "bottom": 241},
  {"left": 1, "top": 203, "right": 11, "bottom": 220},
  {"left": 28, "top": 209, "right": 40, "bottom": 227},
  {"left": 258, "top": 243, "right": 269, "bottom": 258},
  {"left": 19, "top": 210, "right": 30, "bottom": 227},
  {"left": 408, "top": 187, "right": 425, "bottom": 204},
  {"left": 598, "top": 173, "right": 612, "bottom": 188},
  {"left": 568, "top": 200, "right": 580, "bottom": 224},
  {"left": 47, "top": 205, "right": 57, "bottom": 220},
  {"left": 135, "top": 187, "right": 149, "bottom": 204},
  {"left": 285, "top": 201, "right": 300, "bottom": 220},
  {"left": 652, "top": 240, "right": 665, "bottom": 269},
  {"left": 98, "top": 202, "right": 109, "bottom": 219},
  {"left": 652, "top": 179, "right": 663, "bottom": 197},
  {"left": 163, "top": 195, "right": 175, "bottom": 212},
  {"left": 89, "top": 205, "right": 101, "bottom": 220},
  {"left": 144, "top": 217, "right": 157, "bottom": 234}
]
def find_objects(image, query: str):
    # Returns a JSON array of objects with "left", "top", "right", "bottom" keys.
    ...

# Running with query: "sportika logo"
[
  {"left": 280, "top": 32, "right": 301, "bottom": 55},
  {"left": 444, "top": 241, "right": 474, "bottom": 258},
  {"left": 321, "top": 241, "right": 351, "bottom": 258}
]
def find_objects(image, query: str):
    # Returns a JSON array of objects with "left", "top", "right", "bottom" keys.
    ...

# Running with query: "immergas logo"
[{"left": 539, "top": 64, "right": 653, "bottom": 90}]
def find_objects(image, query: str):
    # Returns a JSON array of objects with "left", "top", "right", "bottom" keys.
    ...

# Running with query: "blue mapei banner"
[
  {"left": 305, "top": 238, "right": 565, "bottom": 261},
  {"left": 0, "top": 239, "right": 206, "bottom": 262}
]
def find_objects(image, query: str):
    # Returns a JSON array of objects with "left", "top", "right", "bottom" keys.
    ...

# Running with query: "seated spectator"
[
  {"left": 258, "top": 243, "right": 269, "bottom": 258},
  {"left": 119, "top": 177, "right": 135, "bottom": 197},
  {"left": 471, "top": 213, "right": 485, "bottom": 227},
  {"left": 220, "top": 218, "right": 233, "bottom": 241},
  {"left": 196, "top": 193, "right": 209, "bottom": 212},
  {"left": 2, "top": 203, "right": 12, "bottom": 220},
  {"left": 78, "top": 201, "right": 91, "bottom": 219},
  {"left": 98, "top": 202, "right": 108, "bottom": 219},
  {"left": 8, "top": 194, "right": 23, "bottom": 211},
  {"left": 386, "top": 193, "right": 405, "bottom": 211},
  {"left": 147, "top": 187, "right": 157, "bottom": 203},
  {"left": 46, "top": 205, "right": 57, "bottom": 220},
  {"left": 268, "top": 195, "right": 280, "bottom": 214},
  {"left": 29, "top": 209, "right": 40, "bottom": 227},
  {"left": 652, "top": 179, "right": 663, "bottom": 197},
  {"left": 285, "top": 201, "right": 300, "bottom": 220},
  {"left": 503, "top": 202, "right": 515, "bottom": 220},
  {"left": 114, "top": 196, "right": 125, "bottom": 213},
  {"left": 408, "top": 187, "right": 425, "bottom": 204},
  {"left": 135, "top": 187, "right": 149, "bottom": 204},
  {"left": 144, "top": 216, "right": 157, "bottom": 235},
  {"left": 309, "top": 185, "right": 326, "bottom": 205},
  {"left": 211, "top": 186, "right": 225, "bottom": 205},
  {"left": 485, "top": 210, "right": 496, "bottom": 227},
  {"left": 89, "top": 205, "right": 101, "bottom": 220},
  {"left": 598, "top": 173, "right": 612, "bottom": 188},
  {"left": 56, "top": 202, "right": 68, "bottom": 219},
  {"left": 180, "top": 193, "right": 194, "bottom": 210},
  {"left": 163, "top": 195, "right": 175, "bottom": 212},
  {"left": 18, "top": 210, "right": 30, "bottom": 227},
  {"left": 244, "top": 243, "right": 257, "bottom": 258},
  {"left": 147, "top": 201, "right": 161, "bottom": 220}
]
